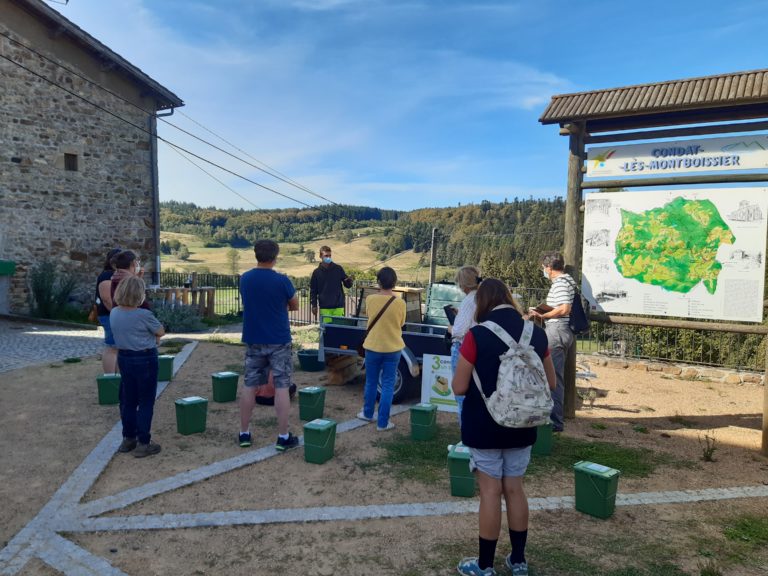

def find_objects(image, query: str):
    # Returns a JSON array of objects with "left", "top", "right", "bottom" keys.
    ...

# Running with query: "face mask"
[
  {"left": 322, "top": 257, "right": 332, "bottom": 264},
  {"left": 542, "top": 269, "right": 549, "bottom": 280}
]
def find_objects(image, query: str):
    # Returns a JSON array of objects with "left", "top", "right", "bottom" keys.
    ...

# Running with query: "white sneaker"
[
  {"left": 356, "top": 410, "right": 375, "bottom": 422},
  {"left": 377, "top": 422, "right": 395, "bottom": 431}
]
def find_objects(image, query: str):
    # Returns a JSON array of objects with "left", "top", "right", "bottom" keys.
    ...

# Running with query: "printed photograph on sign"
[
  {"left": 420, "top": 353, "right": 458, "bottom": 413},
  {"left": 581, "top": 188, "right": 768, "bottom": 323}
]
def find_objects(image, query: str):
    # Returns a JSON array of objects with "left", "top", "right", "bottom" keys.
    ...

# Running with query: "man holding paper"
[{"left": 528, "top": 252, "right": 575, "bottom": 432}]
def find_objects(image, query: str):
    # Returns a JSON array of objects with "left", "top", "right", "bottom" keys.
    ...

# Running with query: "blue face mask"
[
  {"left": 323, "top": 257, "right": 332, "bottom": 264},
  {"left": 542, "top": 269, "right": 549, "bottom": 280}
]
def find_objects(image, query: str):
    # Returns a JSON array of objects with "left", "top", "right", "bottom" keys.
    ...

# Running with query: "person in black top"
[
  {"left": 95, "top": 247, "right": 121, "bottom": 373},
  {"left": 452, "top": 279, "right": 556, "bottom": 576},
  {"left": 310, "top": 245, "right": 353, "bottom": 322}
]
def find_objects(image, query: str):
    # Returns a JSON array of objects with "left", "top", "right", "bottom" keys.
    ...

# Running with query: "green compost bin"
[
  {"left": 158, "top": 354, "right": 175, "bottom": 382},
  {"left": 211, "top": 371, "right": 239, "bottom": 402},
  {"left": 573, "top": 460, "right": 621, "bottom": 519},
  {"left": 447, "top": 443, "right": 475, "bottom": 497},
  {"left": 303, "top": 418, "right": 337, "bottom": 464},
  {"left": 96, "top": 373, "right": 121, "bottom": 405},
  {"left": 299, "top": 386, "right": 326, "bottom": 421},
  {"left": 175, "top": 396, "right": 208, "bottom": 435},
  {"left": 531, "top": 423, "right": 553, "bottom": 456},
  {"left": 410, "top": 403, "right": 438, "bottom": 441}
]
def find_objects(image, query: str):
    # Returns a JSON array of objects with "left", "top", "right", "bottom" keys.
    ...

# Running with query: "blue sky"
[{"left": 50, "top": 0, "right": 768, "bottom": 211}]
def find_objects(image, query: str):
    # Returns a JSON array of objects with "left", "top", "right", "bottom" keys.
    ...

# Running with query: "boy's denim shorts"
[
  {"left": 244, "top": 343, "right": 293, "bottom": 389},
  {"left": 469, "top": 446, "right": 532, "bottom": 479}
]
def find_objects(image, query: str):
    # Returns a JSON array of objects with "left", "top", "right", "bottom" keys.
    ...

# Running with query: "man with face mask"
[
  {"left": 310, "top": 245, "right": 354, "bottom": 323},
  {"left": 528, "top": 251, "right": 575, "bottom": 432}
]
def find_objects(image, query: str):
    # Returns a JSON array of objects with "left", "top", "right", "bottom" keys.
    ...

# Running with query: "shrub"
[
  {"left": 28, "top": 260, "right": 77, "bottom": 319},
  {"left": 152, "top": 303, "right": 206, "bottom": 333}
]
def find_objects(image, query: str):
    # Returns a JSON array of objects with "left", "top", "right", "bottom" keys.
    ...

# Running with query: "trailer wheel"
[{"left": 377, "top": 358, "right": 417, "bottom": 404}]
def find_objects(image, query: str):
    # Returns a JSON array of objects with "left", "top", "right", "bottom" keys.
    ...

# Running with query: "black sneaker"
[
  {"left": 238, "top": 432, "right": 252, "bottom": 448},
  {"left": 275, "top": 433, "right": 299, "bottom": 452}
]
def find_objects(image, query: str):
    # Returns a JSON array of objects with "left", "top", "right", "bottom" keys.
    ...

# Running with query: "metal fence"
[{"left": 156, "top": 273, "right": 766, "bottom": 371}]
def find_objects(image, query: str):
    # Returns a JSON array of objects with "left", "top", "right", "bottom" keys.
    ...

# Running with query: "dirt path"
[{"left": 1, "top": 342, "right": 767, "bottom": 575}]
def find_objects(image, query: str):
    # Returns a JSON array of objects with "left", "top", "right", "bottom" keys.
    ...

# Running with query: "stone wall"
[{"left": 0, "top": 21, "right": 160, "bottom": 313}]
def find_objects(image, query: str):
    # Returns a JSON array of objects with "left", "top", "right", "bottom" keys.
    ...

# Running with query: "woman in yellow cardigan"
[{"left": 357, "top": 267, "right": 406, "bottom": 430}]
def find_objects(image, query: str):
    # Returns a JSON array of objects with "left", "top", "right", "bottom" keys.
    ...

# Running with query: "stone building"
[{"left": 0, "top": 0, "right": 183, "bottom": 313}]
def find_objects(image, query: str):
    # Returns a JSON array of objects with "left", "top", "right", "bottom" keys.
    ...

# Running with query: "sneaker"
[
  {"left": 117, "top": 437, "right": 137, "bottom": 453},
  {"left": 356, "top": 410, "right": 375, "bottom": 422},
  {"left": 238, "top": 432, "right": 252, "bottom": 448},
  {"left": 457, "top": 557, "right": 496, "bottom": 575},
  {"left": 276, "top": 433, "right": 299, "bottom": 452},
  {"left": 505, "top": 556, "right": 528, "bottom": 576},
  {"left": 377, "top": 422, "right": 395, "bottom": 431},
  {"left": 133, "top": 441, "right": 161, "bottom": 458}
]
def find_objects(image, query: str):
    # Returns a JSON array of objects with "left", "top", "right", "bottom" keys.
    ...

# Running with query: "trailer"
[{"left": 318, "top": 282, "right": 464, "bottom": 403}]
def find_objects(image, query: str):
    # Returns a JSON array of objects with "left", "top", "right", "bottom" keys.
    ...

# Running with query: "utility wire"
[
  {"left": 167, "top": 145, "right": 261, "bottom": 210},
  {"left": 0, "top": 50, "right": 342, "bottom": 214},
  {"left": 0, "top": 29, "right": 340, "bottom": 207}
]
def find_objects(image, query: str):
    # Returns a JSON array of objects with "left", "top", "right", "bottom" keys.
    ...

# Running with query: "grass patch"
[
  {"left": 373, "top": 423, "right": 459, "bottom": 484},
  {"left": 591, "top": 423, "right": 607, "bottom": 430},
  {"left": 632, "top": 425, "right": 649, "bottom": 434},
  {"left": 528, "top": 435, "right": 675, "bottom": 478},
  {"left": 207, "top": 335, "right": 243, "bottom": 345},
  {"left": 724, "top": 515, "right": 768, "bottom": 547}
]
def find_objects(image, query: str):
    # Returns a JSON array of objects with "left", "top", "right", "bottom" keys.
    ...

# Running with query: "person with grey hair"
[
  {"left": 527, "top": 251, "right": 575, "bottom": 432},
  {"left": 447, "top": 265, "right": 482, "bottom": 422},
  {"left": 110, "top": 275, "right": 165, "bottom": 458}
]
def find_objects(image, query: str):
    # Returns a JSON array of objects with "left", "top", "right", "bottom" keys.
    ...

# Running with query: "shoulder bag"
[{"left": 356, "top": 296, "right": 396, "bottom": 358}]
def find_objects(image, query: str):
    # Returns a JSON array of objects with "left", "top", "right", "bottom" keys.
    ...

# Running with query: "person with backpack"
[
  {"left": 452, "top": 279, "right": 556, "bottom": 576},
  {"left": 528, "top": 251, "right": 576, "bottom": 433}
]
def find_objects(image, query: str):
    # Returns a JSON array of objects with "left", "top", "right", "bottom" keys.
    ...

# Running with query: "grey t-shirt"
[{"left": 109, "top": 307, "right": 163, "bottom": 351}]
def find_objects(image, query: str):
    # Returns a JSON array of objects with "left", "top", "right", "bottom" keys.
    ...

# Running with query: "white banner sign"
[
  {"left": 586, "top": 134, "right": 768, "bottom": 177},
  {"left": 582, "top": 188, "right": 768, "bottom": 323},
  {"left": 420, "top": 354, "right": 458, "bottom": 413}
]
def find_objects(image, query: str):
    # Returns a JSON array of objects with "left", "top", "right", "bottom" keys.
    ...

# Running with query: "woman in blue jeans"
[
  {"left": 357, "top": 267, "right": 406, "bottom": 431},
  {"left": 110, "top": 275, "right": 165, "bottom": 458}
]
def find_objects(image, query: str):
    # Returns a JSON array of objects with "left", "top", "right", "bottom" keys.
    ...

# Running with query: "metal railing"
[{"left": 155, "top": 273, "right": 766, "bottom": 371}]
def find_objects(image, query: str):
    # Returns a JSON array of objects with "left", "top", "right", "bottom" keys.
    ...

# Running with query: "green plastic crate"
[
  {"left": 211, "top": 371, "right": 239, "bottom": 402},
  {"left": 531, "top": 423, "right": 553, "bottom": 456},
  {"left": 303, "top": 418, "right": 337, "bottom": 464},
  {"left": 447, "top": 443, "right": 475, "bottom": 497},
  {"left": 410, "top": 403, "right": 437, "bottom": 441},
  {"left": 299, "top": 386, "right": 326, "bottom": 421},
  {"left": 158, "top": 354, "right": 175, "bottom": 382},
  {"left": 0, "top": 260, "right": 15, "bottom": 276},
  {"left": 174, "top": 396, "right": 208, "bottom": 435},
  {"left": 573, "top": 461, "right": 621, "bottom": 519},
  {"left": 96, "top": 373, "right": 121, "bottom": 405}
]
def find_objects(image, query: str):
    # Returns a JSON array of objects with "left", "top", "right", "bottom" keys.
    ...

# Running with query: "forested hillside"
[{"left": 159, "top": 198, "right": 567, "bottom": 287}]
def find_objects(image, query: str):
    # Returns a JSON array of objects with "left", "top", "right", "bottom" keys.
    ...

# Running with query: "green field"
[{"left": 160, "top": 231, "right": 455, "bottom": 282}]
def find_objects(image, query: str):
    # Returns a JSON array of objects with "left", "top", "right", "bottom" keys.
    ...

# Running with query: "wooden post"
[
  {"left": 763, "top": 338, "right": 768, "bottom": 455},
  {"left": 429, "top": 227, "right": 438, "bottom": 285},
  {"left": 563, "top": 122, "right": 585, "bottom": 419}
]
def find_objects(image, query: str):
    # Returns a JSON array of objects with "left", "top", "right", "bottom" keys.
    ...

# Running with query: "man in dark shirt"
[{"left": 310, "top": 245, "right": 353, "bottom": 323}]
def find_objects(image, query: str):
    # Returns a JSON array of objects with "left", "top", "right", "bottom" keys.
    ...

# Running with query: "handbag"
[
  {"left": 357, "top": 296, "right": 396, "bottom": 358},
  {"left": 87, "top": 303, "right": 99, "bottom": 324},
  {"left": 565, "top": 277, "right": 589, "bottom": 334}
]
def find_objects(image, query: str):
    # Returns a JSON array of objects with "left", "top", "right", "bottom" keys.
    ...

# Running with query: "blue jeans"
[
  {"left": 118, "top": 349, "right": 159, "bottom": 444},
  {"left": 450, "top": 341, "right": 465, "bottom": 425},
  {"left": 363, "top": 350, "right": 401, "bottom": 428}
]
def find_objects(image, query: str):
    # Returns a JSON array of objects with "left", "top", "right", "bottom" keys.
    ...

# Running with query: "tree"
[
  {"left": 178, "top": 245, "right": 190, "bottom": 261},
  {"left": 304, "top": 249, "right": 316, "bottom": 263},
  {"left": 226, "top": 248, "right": 240, "bottom": 275}
]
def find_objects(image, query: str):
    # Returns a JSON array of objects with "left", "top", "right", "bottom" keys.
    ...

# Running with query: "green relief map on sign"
[{"left": 614, "top": 197, "right": 735, "bottom": 294}]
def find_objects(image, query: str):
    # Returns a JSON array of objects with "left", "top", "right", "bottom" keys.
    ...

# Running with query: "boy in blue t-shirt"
[{"left": 238, "top": 239, "right": 300, "bottom": 451}]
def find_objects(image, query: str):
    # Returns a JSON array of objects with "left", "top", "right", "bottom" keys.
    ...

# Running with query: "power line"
[
  {"left": 0, "top": 50, "right": 340, "bottom": 214},
  {"left": 0, "top": 29, "right": 340, "bottom": 208}
]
